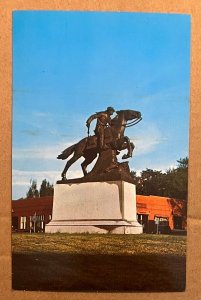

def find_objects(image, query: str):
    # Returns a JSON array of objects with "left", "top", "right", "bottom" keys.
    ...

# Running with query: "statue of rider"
[{"left": 86, "top": 106, "right": 115, "bottom": 150}]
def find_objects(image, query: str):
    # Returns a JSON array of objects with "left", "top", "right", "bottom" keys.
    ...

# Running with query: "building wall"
[
  {"left": 12, "top": 197, "right": 53, "bottom": 232},
  {"left": 136, "top": 195, "right": 187, "bottom": 233},
  {"left": 12, "top": 195, "right": 187, "bottom": 233}
]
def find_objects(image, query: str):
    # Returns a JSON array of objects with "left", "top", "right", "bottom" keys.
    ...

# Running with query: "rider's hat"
[{"left": 107, "top": 106, "right": 115, "bottom": 113}]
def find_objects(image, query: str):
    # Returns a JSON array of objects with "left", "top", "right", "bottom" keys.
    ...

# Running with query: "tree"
[
  {"left": 131, "top": 157, "right": 188, "bottom": 200},
  {"left": 26, "top": 179, "right": 54, "bottom": 198},
  {"left": 131, "top": 171, "right": 143, "bottom": 195},
  {"left": 177, "top": 157, "right": 188, "bottom": 169},
  {"left": 140, "top": 169, "right": 166, "bottom": 196},
  {"left": 39, "top": 179, "right": 54, "bottom": 197},
  {"left": 164, "top": 157, "right": 188, "bottom": 200},
  {"left": 131, "top": 169, "right": 166, "bottom": 196},
  {"left": 26, "top": 179, "right": 39, "bottom": 198}
]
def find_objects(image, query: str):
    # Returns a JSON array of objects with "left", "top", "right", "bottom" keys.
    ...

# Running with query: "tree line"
[
  {"left": 26, "top": 179, "right": 54, "bottom": 198},
  {"left": 131, "top": 157, "right": 188, "bottom": 200}
]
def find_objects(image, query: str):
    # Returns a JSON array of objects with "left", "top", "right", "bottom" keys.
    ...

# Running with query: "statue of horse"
[{"left": 57, "top": 109, "right": 142, "bottom": 180}]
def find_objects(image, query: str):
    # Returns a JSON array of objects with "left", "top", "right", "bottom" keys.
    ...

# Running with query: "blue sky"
[{"left": 12, "top": 11, "right": 191, "bottom": 199}]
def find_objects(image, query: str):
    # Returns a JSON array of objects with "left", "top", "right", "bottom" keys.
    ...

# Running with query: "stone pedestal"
[{"left": 45, "top": 181, "right": 143, "bottom": 234}]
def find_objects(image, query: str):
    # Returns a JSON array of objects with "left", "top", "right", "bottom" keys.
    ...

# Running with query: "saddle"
[{"left": 86, "top": 127, "right": 114, "bottom": 150}]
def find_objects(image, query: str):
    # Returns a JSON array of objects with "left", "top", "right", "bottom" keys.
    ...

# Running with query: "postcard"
[{"left": 11, "top": 11, "right": 190, "bottom": 293}]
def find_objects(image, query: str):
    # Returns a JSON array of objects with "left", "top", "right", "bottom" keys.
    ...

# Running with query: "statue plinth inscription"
[{"left": 45, "top": 108, "right": 143, "bottom": 234}]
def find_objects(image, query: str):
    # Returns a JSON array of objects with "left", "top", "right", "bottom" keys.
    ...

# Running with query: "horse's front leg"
[{"left": 122, "top": 137, "right": 135, "bottom": 159}]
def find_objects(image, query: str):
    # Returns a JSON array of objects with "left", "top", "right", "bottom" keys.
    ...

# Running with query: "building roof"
[
  {"left": 136, "top": 195, "right": 187, "bottom": 217},
  {"left": 12, "top": 196, "right": 53, "bottom": 214}
]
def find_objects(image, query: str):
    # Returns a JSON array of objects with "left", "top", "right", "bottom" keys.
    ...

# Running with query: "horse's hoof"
[
  {"left": 61, "top": 174, "right": 66, "bottom": 180},
  {"left": 122, "top": 154, "right": 130, "bottom": 160}
]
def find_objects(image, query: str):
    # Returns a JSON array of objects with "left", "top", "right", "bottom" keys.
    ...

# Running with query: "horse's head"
[
  {"left": 111, "top": 109, "right": 142, "bottom": 132},
  {"left": 110, "top": 109, "right": 142, "bottom": 138},
  {"left": 116, "top": 109, "right": 142, "bottom": 122}
]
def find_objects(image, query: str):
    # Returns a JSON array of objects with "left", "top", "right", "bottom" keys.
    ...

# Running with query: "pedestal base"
[
  {"left": 45, "top": 181, "right": 143, "bottom": 234},
  {"left": 45, "top": 220, "right": 142, "bottom": 234}
]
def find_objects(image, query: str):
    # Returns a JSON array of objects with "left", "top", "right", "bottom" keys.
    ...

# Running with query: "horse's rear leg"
[
  {"left": 61, "top": 153, "right": 80, "bottom": 180},
  {"left": 81, "top": 153, "right": 97, "bottom": 176}
]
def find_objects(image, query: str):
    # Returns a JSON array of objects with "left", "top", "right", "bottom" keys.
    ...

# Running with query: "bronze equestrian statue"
[{"left": 57, "top": 109, "right": 142, "bottom": 181}]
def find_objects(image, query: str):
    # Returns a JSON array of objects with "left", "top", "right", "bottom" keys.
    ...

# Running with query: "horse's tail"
[{"left": 57, "top": 144, "right": 76, "bottom": 160}]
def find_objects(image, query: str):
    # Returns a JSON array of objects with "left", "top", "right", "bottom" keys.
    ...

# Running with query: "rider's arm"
[{"left": 86, "top": 113, "right": 98, "bottom": 127}]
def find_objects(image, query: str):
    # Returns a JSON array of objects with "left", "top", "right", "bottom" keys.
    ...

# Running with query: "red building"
[
  {"left": 136, "top": 195, "right": 187, "bottom": 234},
  {"left": 12, "top": 196, "right": 53, "bottom": 233},
  {"left": 12, "top": 195, "right": 187, "bottom": 234}
]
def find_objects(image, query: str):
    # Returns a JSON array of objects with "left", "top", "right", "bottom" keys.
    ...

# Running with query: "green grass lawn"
[{"left": 12, "top": 233, "right": 186, "bottom": 292}]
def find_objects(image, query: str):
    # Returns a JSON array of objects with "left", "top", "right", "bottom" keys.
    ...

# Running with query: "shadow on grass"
[{"left": 12, "top": 252, "right": 186, "bottom": 292}]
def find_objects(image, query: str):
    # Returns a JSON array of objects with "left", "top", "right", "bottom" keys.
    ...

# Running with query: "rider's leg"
[{"left": 99, "top": 126, "right": 108, "bottom": 150}]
